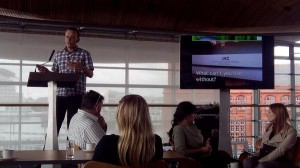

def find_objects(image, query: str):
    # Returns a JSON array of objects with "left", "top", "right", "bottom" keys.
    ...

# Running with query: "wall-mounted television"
[{"left": 180, "top": 35, "right": 274, "bottom": 89}]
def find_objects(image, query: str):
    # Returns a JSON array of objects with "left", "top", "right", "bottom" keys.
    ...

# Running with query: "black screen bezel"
[{"left": 180, "top": 35, "right": 274, "bottom": 89}]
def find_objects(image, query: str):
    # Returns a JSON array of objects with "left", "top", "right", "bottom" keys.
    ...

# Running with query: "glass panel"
[
  {"left": 0, "top": 85, "right": 19, "bottom": 103},
  {"left": 86, "top": 87, "right": 125, "bottom": 104},
  {"left": 87, "top": 68, "right": 125, "bottom": 84},
  {"left": 173, "top": 89, "right": 220, "bottom": 105},
  {"left": 296, "top": 106, "right": 300, "bottom": 120},
  {"left": 0, "top": 59, "right": 20, "bottom": 64},
  {"left": 129, "top": 88, "right": 164, "bottom": 104},
  {"left": 296, "top": 96, "right": 300, "bottom": 105},
  {"left": 296, "top": 76, "right": 300, "bottom": 91},
  {"left": 129, "top": 63, "right": 169, "bottom": 69},
  {"left": 294, "top": 47, "right": 300, "bottom": 58},
  {"left": 175, "top": 62, "right": 180, "bottom": 70},
  {"left": 23, "top": 60, "right": 53, "bottom": 66},
  {"left": 260, "top": 90, "right": 291, "bottom": 104},
  {"left": 296, "top": 121, "right": 300, "bottom": 135},
  {"left": 0, "top": 108, "right": 20, "bottom": 150},
  {"left": 280, "top": 95, "right": 290, "bottom": 105},
  {"left": 161, "top": 88, "right": 175, "bottom": 104},
  {"left": 93, "top": 63, "right": 125, "bottom": 68},
  {"left": 101, "top": 106, "right": 118, "bottom": 135},
  {"left": 129, "top": 70, "right": 169, "bottom": 85},
  {"left": 259, "top": 120, "right": 268, "bottom": 137},
  {"left": 22, "top": 86, "right": 48, "bottom": 103},
  {"left": 175, "top": 70, "right": 180, "bottom": 86},
  {"left": 0, "top": 65, "right": 20, "bottom": 82},
  {"left": 22, "top": 65, "right": 52, "bottom": 82},
  {"left": 150, "top": 106, "right": 163, "bottom": 140},
  {"left": 194, "top": 90, "right": 220, "bottom": 105},
  {"left": 295, "top": 61, "right": 300, "bottom": 74},
  {"left": 230, "top": 90, "right": 253, "bottom": 105},
  {"left": 174, "top": 89, "right": 192, "bottom": 104},
  {"left": 158, "top": 107, "right": 176, "bottom": 143},
  {"left": 21, "top": 105, "right": 46, "bottom": 120},
  {"left": 20, "top": 123, "right": 46, "bottom": 149},
  {"left": 274, "top": 75, "right": 290, "bottom": 90},
  {"left": 230, "top": 105, "right": 254, "bottom": 157},
  {"left": 274, "top": 46, "right": 289, "bottom": 57},
  {"left": 274, "top": 59, "right": 290, "bottom": 73}
]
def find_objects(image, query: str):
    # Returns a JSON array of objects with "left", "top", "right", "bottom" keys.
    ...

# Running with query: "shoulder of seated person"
[
  {"left": 102, "top": 134, "right": 119, "bottom": 140},
  {"left": 173, "top": 125, "right": 186, "bottom": 130},
  {"left": 154, "top": 134, "right": 162, "bottom": 140}
]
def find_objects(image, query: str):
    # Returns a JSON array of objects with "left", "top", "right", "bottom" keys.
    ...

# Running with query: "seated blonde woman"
[{"left": 92, "top": 94, "right": 163, "bottom": 167}]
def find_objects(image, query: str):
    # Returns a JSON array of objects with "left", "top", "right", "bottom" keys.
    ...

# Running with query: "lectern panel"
[{"left": 27, "top": 72, "right": 79, "bottom": 87}]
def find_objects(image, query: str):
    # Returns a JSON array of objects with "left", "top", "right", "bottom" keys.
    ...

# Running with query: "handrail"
[
  {"left": 0, "top": 103, "right": 179, "bottom": 107},
  {"left": 2, "top": 103, "right": 299, "bottom": 107}
]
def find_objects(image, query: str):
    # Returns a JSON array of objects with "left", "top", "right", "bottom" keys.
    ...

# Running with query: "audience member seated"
[
  {"left": 68, "top": 90, "right": 107, "bottom": 149},
  {"left": 168, "top": 101, "right": 234, "bottom": 168},
  {"left": 92, "top": 94, "right": 163, "bottom": 167},
  {"left": 243, "top": 103, "right": 297, "bottom": 168}
]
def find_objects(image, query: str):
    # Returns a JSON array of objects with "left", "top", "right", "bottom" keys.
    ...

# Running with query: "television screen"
[{"left": 180, "top": 35, "right": 274, "bottom": 89}]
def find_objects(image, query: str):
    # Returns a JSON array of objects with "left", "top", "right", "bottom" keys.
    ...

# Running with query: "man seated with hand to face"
[{"left": 67, "top": 90, "right": 107, "bottom": 149}]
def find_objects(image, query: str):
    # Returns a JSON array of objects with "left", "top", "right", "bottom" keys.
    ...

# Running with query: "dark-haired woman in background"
[
  {"left": 243, "top": 103, "right": 297, "bottom": 168},
  {"left": 168, "top": 101, "right": 232, "bottom": 168}
]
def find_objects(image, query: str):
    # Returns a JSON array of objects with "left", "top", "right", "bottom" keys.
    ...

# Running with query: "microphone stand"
[{"left": 35, "top": 50, "right": 55, "bottom": 72}]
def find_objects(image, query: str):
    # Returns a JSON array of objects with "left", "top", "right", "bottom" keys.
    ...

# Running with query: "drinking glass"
[{"left": 66, "top": 140, "right": 75, "bottom": 159}]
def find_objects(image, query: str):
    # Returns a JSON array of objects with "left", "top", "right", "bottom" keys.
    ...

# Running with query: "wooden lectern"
[{"left": 27, "top": 72, "right": 79, "bottom": 150}]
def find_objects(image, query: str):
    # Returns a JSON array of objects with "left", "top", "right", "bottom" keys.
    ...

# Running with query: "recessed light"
[{"left": 296, "top": 41, "right": 300, "bottom": 44}]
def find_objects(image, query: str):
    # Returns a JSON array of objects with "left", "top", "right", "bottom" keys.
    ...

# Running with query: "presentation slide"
[
  {"left": 192, "top": 66, "right": 263, "bottom": 82},
  {"left": 192, "top": 53, "right": 262, "bottom": 68},
  {"left": 191, "top": 53, "right": 263, "bottom": 82}
]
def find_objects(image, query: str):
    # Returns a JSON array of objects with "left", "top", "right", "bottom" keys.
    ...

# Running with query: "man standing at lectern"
[{"left": 37, "top": 27, "right": 94, "bottom": 135}]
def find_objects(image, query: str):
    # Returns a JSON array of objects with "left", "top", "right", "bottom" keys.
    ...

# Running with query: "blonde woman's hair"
[{"left": 117, "top": 94, "right": 155, "bottom": 167}]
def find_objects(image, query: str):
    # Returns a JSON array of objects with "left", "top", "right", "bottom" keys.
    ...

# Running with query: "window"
[
  {"left": 281, "top": 95, "right": 290, "bottom": 105},
  {"left": 265, "top": 95, "right": 275, "bottom": 110},
  {"left": 236, "top": 95, "right": 246, "bottom": 110},
  {"left": 230, "top": 125, "right": 234, "bottom": 131},
  {"left": 236, "top": 125, "right": 240, "bottom": 132},
  {"left": 241, "top": 125, "right": 245, "bottom": 132},
  {"left": 265, "top": 95, "right": 275, "bottom": 104},
  {"left": 297, "top": 96, "right": 300, "bottom": 105},
  {"left": 0, "top": 32, "right": 299, "bottom": 159}
]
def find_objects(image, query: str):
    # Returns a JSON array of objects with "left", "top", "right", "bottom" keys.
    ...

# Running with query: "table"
[
  {"left": 162, "top": 150, "right": 186, "bottom": 162},
  {"left": 0, "top": 150, "right": 93, "bottom": 165},
  {"left": 0, "top": 150, "right": 186, "bottom": 165}
]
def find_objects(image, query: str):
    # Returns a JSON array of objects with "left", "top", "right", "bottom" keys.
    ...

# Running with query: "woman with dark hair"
[
  {"left": 168, "top": 101, "right": 211, "bottom": 156},
  {"left": 243, "top": 103, "right": 297, "bottom": 168},
  {"left": 168, "top": 101, "right": 230, "bottom": 168}
]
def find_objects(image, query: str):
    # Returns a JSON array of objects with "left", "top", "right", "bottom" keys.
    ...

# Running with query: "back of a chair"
[
  {"left": 146, "top": 160, "right": 167, "bottom": 168},
  {"left": 177, "top": 158, "right": 203, "bottom": 168},
  {"left": 292, "top": 137, "right": 300, "bottom": 167},
  {"left": 84, "top": 161, "right": 122, "bottom": 168},
  {"left": 83, "top": 160, "right": 167, "bottom": 168}
]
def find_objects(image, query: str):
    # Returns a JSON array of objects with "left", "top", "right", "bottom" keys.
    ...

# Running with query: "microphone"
[
  {"left": 35, "top": 50, "right": 55, "bottom": 72},
  {"left": 43, "top": 49, "right": 55, "bottom": 65}
]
